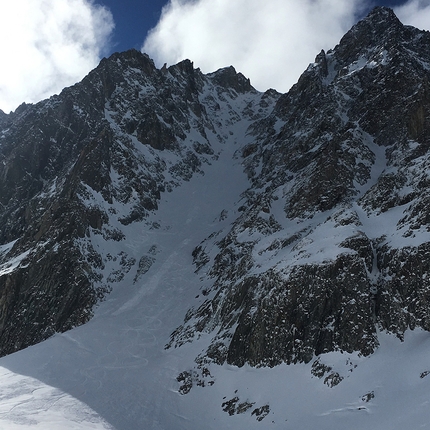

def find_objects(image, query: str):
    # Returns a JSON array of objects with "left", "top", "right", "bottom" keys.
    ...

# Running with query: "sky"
[{"left": 0, "top": 0, "right": 429, "bottom": 113}]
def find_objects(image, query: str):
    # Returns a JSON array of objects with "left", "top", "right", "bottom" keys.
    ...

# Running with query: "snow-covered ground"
[
  {"left": 0, "top": 124, "right": 430, "bottom": 429},
  {"left": 0, "top": 367, "right": 113, "bottom": 429}
]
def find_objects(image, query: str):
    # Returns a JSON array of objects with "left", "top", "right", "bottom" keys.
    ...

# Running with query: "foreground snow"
[
  {"left": 1, "top": 328, "right": 430, "bottom": 429},
  {"left": 0, "top": 368, "right": 113, "bottom": 429},
  {"left": 0, "top": 141, "right": 429, "bottom": 429}
]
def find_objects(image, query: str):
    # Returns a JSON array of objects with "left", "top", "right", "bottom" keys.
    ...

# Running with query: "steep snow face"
[
  {"left": 73, "top": 56, "right": 280, "bottom": 333},
  {"left": 0, "top": 131, "right": 254, "bottom": 429}
]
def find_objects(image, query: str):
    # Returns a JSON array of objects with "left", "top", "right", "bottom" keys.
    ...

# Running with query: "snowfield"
[{"left": 0, "top": 367, "right": 113, "bottom": 429}]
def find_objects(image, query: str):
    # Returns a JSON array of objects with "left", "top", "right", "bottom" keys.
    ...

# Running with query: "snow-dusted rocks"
[
  {"left": 0, "top": 48, "right": 278, "bottom": 356},
  {"left": 168, "top": 6, "right": 430, "bottom": 366}
]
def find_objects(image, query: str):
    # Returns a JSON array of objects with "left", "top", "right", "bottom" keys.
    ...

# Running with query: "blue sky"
[
  {"left": 99, "top": 0, "right": 167, "bottom": 53},
  {"left": 0, "top": 0, "right": 429, "bottom": 112},
  {"left": 101, "top": 0, "right": 411, "bottom": 55}
]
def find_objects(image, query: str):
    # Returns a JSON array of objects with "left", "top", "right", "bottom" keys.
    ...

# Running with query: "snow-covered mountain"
[{"left": 0, "top": 6, "right": 430, "bottom": 429}]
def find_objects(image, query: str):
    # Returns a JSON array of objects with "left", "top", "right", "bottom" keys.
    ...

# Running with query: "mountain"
[
  {"left": 169, "top": 6, "right": 430, "bottom": 366},
  {"left": 0, "top": 50, "right": 277, "bottom": 356},
  {"left": 0, "top": 6, "right": 430, "bottom": 429}
]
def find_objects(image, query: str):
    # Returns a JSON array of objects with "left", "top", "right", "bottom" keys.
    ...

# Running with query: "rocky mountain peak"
[
  {"left": 101, "top": 49, "right": 156, "bottom": 71},
  {"left": 334, "top": 6, "right": 410, "bottom": 67},
  {"left": 346, "top": 5, "right": 403, "bottom": 40},
  {"left": 167, "top": 58, "right": 195, "bottom": 76},
  {"left": 363, "top": 5, "right": 400, "bottom": 25},
  {"left": 208, "top": 65, "right": 253, "bottom": 93}
]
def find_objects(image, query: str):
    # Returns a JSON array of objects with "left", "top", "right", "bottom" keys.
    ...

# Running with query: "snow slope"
[{"left": 0, "top": 131, "right": 430, "bottom": 429}]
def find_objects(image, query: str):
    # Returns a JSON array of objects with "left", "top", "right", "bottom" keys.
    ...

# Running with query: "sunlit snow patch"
[{"left": 0, "top": 367, "right": 113, "bottom": 429}]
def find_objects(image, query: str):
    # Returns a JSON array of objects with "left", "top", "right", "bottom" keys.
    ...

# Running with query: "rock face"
[
  {"left": 1, "top": 6, "right": 430, "bottom": 367},
  {"left": 168, "top": 7, "right": 430, "bottom": 366},
  {"left": 0, "top": 50, "right": 278, "bottom": 356}
]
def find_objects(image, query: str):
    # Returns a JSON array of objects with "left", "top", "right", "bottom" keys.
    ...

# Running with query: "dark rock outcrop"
[{"left": 168, "top": 7, "right": 430, "bottom": 366}]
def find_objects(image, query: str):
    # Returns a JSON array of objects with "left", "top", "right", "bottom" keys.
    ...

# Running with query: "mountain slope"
[
  {"left": 0, "top": 6, "right": 430, "bottom": 430},
  {"left": 1, "top": 136, "right": 430, "bottom": 430},
  {"left": 169, "top": 6, "right": 430, "bottom": 367},
  {"left": 0, "top": 51, "right": 278, "bottom": 356}
]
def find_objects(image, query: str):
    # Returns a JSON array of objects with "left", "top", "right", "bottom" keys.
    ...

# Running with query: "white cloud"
[
  {"left": 142, "top": 0, "right": 370, "bottom": 94},
  {"left": 394, "top": 0, "right": 430, "bottom": 31},
  {"left": 143, "top": 0, "right": 430, "bottom": 94},
  {"left": 0, "top": 0, "right": 114, "bottom": 113}
]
